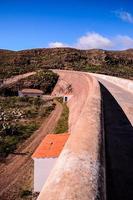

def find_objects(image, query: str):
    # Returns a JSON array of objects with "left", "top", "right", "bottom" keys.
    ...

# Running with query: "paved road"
[{"left": 97, "top": 78, "right": 133, "bottom": 200}]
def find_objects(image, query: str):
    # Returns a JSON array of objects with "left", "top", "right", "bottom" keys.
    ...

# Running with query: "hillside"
[
  {"left": 0, "top": 48, "right": 133, "bottom": 79},
  {"left": 0, "top": 70, "right": 59, "bottom": 96}
]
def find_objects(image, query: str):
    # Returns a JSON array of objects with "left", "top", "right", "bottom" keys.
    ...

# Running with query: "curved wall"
[
  {"left": 89, "top": 73, "right": 133, "bottom": 93},
  {"left": 37, "top": 71, "right": 103, "bottom": 200}
]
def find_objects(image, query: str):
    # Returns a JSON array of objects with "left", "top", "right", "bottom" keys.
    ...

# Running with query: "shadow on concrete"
[{"left": 100, "top": 83, "right": 133, "bottom": 200}]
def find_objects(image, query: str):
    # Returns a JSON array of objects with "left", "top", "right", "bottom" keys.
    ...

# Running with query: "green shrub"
[
  {"left": 17, "top": 123, "right": 39, "bottom": 139},
  {"left": 0, "top": 136, "right": 18, "bottom": 157},
  {"left": 54, "top": 103, "right": 69, "bottom": 134},
  {"left": 0, "top": 96, "right": 55, "bottom": 158},
  {"left": 1, "top": 70, "right": 59, "bottom": 96},
  {"left": 0, "top": 122, "right": 39, "bottom": 157},
  {"left": 55, "top": 97, "right": 63, "bottom": 103}
]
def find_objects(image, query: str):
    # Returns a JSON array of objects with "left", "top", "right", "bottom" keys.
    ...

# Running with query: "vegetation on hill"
[
  {"left": 54, "top": 101, "right": 69, "bottom": 134},
  {"left": 0, "top": 68, "right": 59, "bottom": 157},
  {"left": 0, "top": 48, "right": 133, "bottom": 79},
  {"left": 0, "top": 70, "right": 59, "bottom": 96},
  {"left": 17, "top": 70, "right": 59, "bottom": 93},
  {"left": 0, "top": 96, "right": 55, "bottom": 157}
]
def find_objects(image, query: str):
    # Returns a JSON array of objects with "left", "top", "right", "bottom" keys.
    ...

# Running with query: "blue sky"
[{"left": 0, "top": 0, "right": 133, "bottom": 50}]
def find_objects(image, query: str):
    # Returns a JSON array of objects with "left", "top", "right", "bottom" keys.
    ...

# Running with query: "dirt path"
[
  {"left": 2, "top": 72, "right": 36, "bottom": 87},
  {"left": 0, "top": 101, "right": 63, "bottom": 200}
]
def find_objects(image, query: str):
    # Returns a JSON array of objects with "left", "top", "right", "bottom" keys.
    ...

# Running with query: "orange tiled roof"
[{"left": 32, "top": 133, "right": 69, "bottom": 158}]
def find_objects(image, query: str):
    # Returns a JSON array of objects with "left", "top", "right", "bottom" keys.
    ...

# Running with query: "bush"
[
  {"left": 54, "top": 103, "right": 69, "bottom": 134},
  {"left": 17, "top": 123, "right": 39, "bottom": 139},
  {"left": 0, "top": 70, "right": 59, "bottom": 96},
  {"left": 0, "top": 136, "right": 18, "bottom": 157},
  {"left": 0, "top": 96, "right": 55, "bottom": 158},
  {"left": 0, "top": 123, "right": 39, "bottom": 157},
  {"left": 20, "top": 190, "right": 32, "bottom": 198}
]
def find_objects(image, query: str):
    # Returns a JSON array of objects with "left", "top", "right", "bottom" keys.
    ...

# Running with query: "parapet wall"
[
  {"left": 37, "top": 71, "right": 104, "bottom": 200},
  {"left": 89, "top": 73, "right": 133, "bottom": 93}
]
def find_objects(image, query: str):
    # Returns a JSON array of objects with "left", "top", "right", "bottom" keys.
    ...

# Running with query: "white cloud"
[
  {"left": 75, "top": 32, "right": 113, "bottom": 49},
  {"left": 48, "top": 32, "right": 133, "bottom": 50},
  {"left": 49, "top": 42, "right": 68, "bottom": 48},
  {"left": 115, "top": 10, "right": 133, "bottom": 24},
  {"left": 113, "top": 35, "right": 133, "bottom": 49}
]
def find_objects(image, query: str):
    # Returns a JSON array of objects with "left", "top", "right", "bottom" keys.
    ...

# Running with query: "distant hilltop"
[{"left": 0, "top": 47, "right": 133, "bottom": 79}]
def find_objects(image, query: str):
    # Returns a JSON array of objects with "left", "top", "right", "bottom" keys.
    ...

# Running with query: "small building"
[
  {"left": 63, "top": 95, "right": 73, "bottom": 102},
  {"left": 32, "top": 133, "right": 69, "bottom": 192},
  {"left": 18, "top": 88, "right": 43, "bottom": 97}
]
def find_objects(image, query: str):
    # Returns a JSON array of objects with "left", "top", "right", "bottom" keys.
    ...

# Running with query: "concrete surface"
[
  {"left": 90, "top": 73, "right": 133, "bottom": 94},
  {"left": 93, "top": 76, "right": 133, "bottom": 125},
  {"left": 37, "top": 71, "right": 103, "bottom": 200},
  {"left": 100, "top": 84, "right": 133, "bottom": 200},
  {"left": 90, "top": 73, "right": 133, "bottom": 199},
  {"left": 37, "top": 70, "right": 133, "bottom": 200}
]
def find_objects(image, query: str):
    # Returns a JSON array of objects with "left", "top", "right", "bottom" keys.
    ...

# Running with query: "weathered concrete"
[
  {"left": 89, "top": 73, "right": 133, "bottom": 200},
  {"left": 92, "top": 75, "right": 133, "bottom": 125},
  {"left": 89, "top": 73, "right": 133, "bottom": 94},
  {"left": 37, "top": 71, "right": 103, "bottom": 200},
  {"left": 100, "top": 84, "right": 133, "bottom": 200},
  {"left": 37, "top": 70, "right": 133, "bottom": 200}
]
